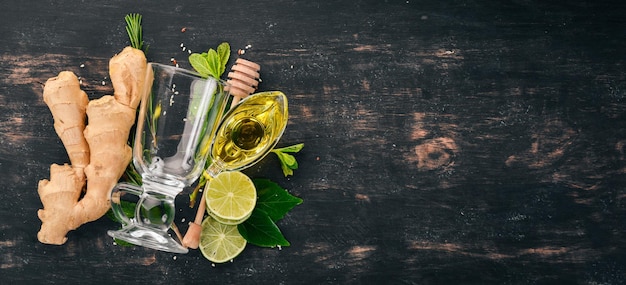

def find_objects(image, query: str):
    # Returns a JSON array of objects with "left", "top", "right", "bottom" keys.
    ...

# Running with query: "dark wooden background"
[{"left": 1, "top": 0, "right": 625, "bottom": 284}]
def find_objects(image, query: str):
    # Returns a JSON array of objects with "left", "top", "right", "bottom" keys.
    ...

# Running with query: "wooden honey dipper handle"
[{"left": 226, "top": 58, "right": 261, "bottom": 108}]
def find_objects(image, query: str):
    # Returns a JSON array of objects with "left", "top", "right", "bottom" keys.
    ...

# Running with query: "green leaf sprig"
[
  {"left": 189, "top": 42, "right": 230, "bottom": 79},
  {"left": 271, "top": 143, "right": 304, "bottom": 176},
  {"left": 238, "top": 179, "right": 303, "bottom": 247},
  {"left": 124, "top": 13, "right": 144, "bottom": 50}
]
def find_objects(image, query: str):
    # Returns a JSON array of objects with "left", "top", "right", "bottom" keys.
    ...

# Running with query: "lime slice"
[
  {"left": 207, "top": 208, "right": 252, "bottom": 225},
  {"left": 199, "top": 217, "right": 247, "bottom": 263},
  {"left": 205, "top": 171, "right": 256, "bottom": 221}
]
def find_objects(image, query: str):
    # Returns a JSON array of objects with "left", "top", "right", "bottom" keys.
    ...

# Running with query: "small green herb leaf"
[
  {"left": 273, "top": 152, "right": 296, "bottom": 176},
  {"left": 274, "top": 143, "right": 304, "bottom": 153},
  {"left": 206, "top": 49, "right": 220, "bottom": 79},
  {"left": 254, "top": 179, "right": 303, "bottom": 222},
  {"left": 217, "top": 42, "right": 230, "bottom": 76},
  {"left": 189, "top": 53, "right": 211, "bottom": 78},
  {"left": 238, "top": 208, "right": 290, "bottom": 247},
  {"left": 277, "top": 151, "right": 297, "bottom": 168},
  {"left": 271, "top": 143, "right": 304, "bottom": 176},
  {"left": 189, "top": 43, "right": 231, "bottom": 79}
]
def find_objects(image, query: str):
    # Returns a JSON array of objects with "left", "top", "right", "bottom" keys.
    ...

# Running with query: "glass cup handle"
[{"left": 110, "top": 182, "right": 144, "bottom": 226}]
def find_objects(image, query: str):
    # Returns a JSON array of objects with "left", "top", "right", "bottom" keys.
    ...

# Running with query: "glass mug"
[{"left": 108, "top": 63, "right": 230, "bottom": 253}]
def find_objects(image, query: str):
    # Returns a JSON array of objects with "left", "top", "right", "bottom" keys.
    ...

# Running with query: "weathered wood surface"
[{"left": 1, "top": 0, "right": 625, "bottom": 284}]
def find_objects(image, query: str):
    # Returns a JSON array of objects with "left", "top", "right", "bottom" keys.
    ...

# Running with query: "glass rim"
[{"left": 147, "top": 62, "right": 230, "bottom": 86}]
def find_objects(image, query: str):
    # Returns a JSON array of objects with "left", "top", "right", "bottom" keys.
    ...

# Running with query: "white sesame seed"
[
  {"left": 180, "top": 43, "right": 184, "bottom": 48},
  {"left": 80, "top": 63, "right": 85, "bottom": 68}
]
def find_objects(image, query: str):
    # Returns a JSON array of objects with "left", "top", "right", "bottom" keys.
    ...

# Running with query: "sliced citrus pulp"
[
  {"left": 205, "top": 171, "right": 256, "bottom": 221},
  {"left": 199, "top": 217, "right": 247, "bottom": 263}
]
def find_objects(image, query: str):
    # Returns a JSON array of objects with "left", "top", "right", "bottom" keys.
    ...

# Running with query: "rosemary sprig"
[{"left": 125, "top": 13, "right": 143, "bottom": 50}]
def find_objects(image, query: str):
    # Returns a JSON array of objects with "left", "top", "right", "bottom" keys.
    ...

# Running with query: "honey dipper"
[{"left": 226, "top": 58, "right": 261, "bottom": 108}]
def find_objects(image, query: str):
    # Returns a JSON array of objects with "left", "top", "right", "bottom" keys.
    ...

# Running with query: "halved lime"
[
  {"left": 199, "top": 217, "right": 247, "bottom": 263},
  {"left": 205, "top": 171, "right": 256, "bottom": 221}
]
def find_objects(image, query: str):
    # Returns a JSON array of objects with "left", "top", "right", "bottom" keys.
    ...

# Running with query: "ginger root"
[{"left": 37, "top": 47, "right": 147, "bottom": 245}]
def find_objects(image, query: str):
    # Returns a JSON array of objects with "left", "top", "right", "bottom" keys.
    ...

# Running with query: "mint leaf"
[
  {"left": 238, "top": 208, "right": 290, "bottom": 247},
  {"left": 273, "top": 151, "right": 297, "bottom": 176},
  {"left": 274, "top": 143, "right": 304, "bottom": 153},
  {"left": 189, "top": 53, "right": 211, "bottom": 78},
  {"left": 189, "top": 43, "right": 231, "bottom": 79},
  {"left": 276, "top": 151, "right": 297, "bottom": 168},
  {"left": 217, "top": 42, "right": 230, "bottom": 76},
  {"left": 254, "top": 179, "right": 302, "bottom": 222},
  {"left": 206, "top": 48, "right": 220, "bottom": 79},
  {"left": 271, "top": 143, "right": 303, "bottom": 177}
]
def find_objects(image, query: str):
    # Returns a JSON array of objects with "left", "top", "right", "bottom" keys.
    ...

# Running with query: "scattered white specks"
[
  {"left": 173, "top": 256, "right": 177, "bottom": 260},
  {"left": 80, "top": 63, "right": 85, "bottom": 68},
  {"left": 101, "top": 81, "right": 106, "bottom": 86},
  {"left": 211, "top": 263, "right": 216, "bottom": 267},
  {"left": 180, "top": 43, "right": 184, "bottom": 48},
  {"left": 245, "top": 44, "right": 252, "bottom": 49},
  {"left": 181, "top": 218, "right": 186, "bottom": 223},
  {"left": 188, "top": 49, "right": 192, "bottom": 54},
  {"left": 277, "top": 245, "right": 282, "bottom": 251}
]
